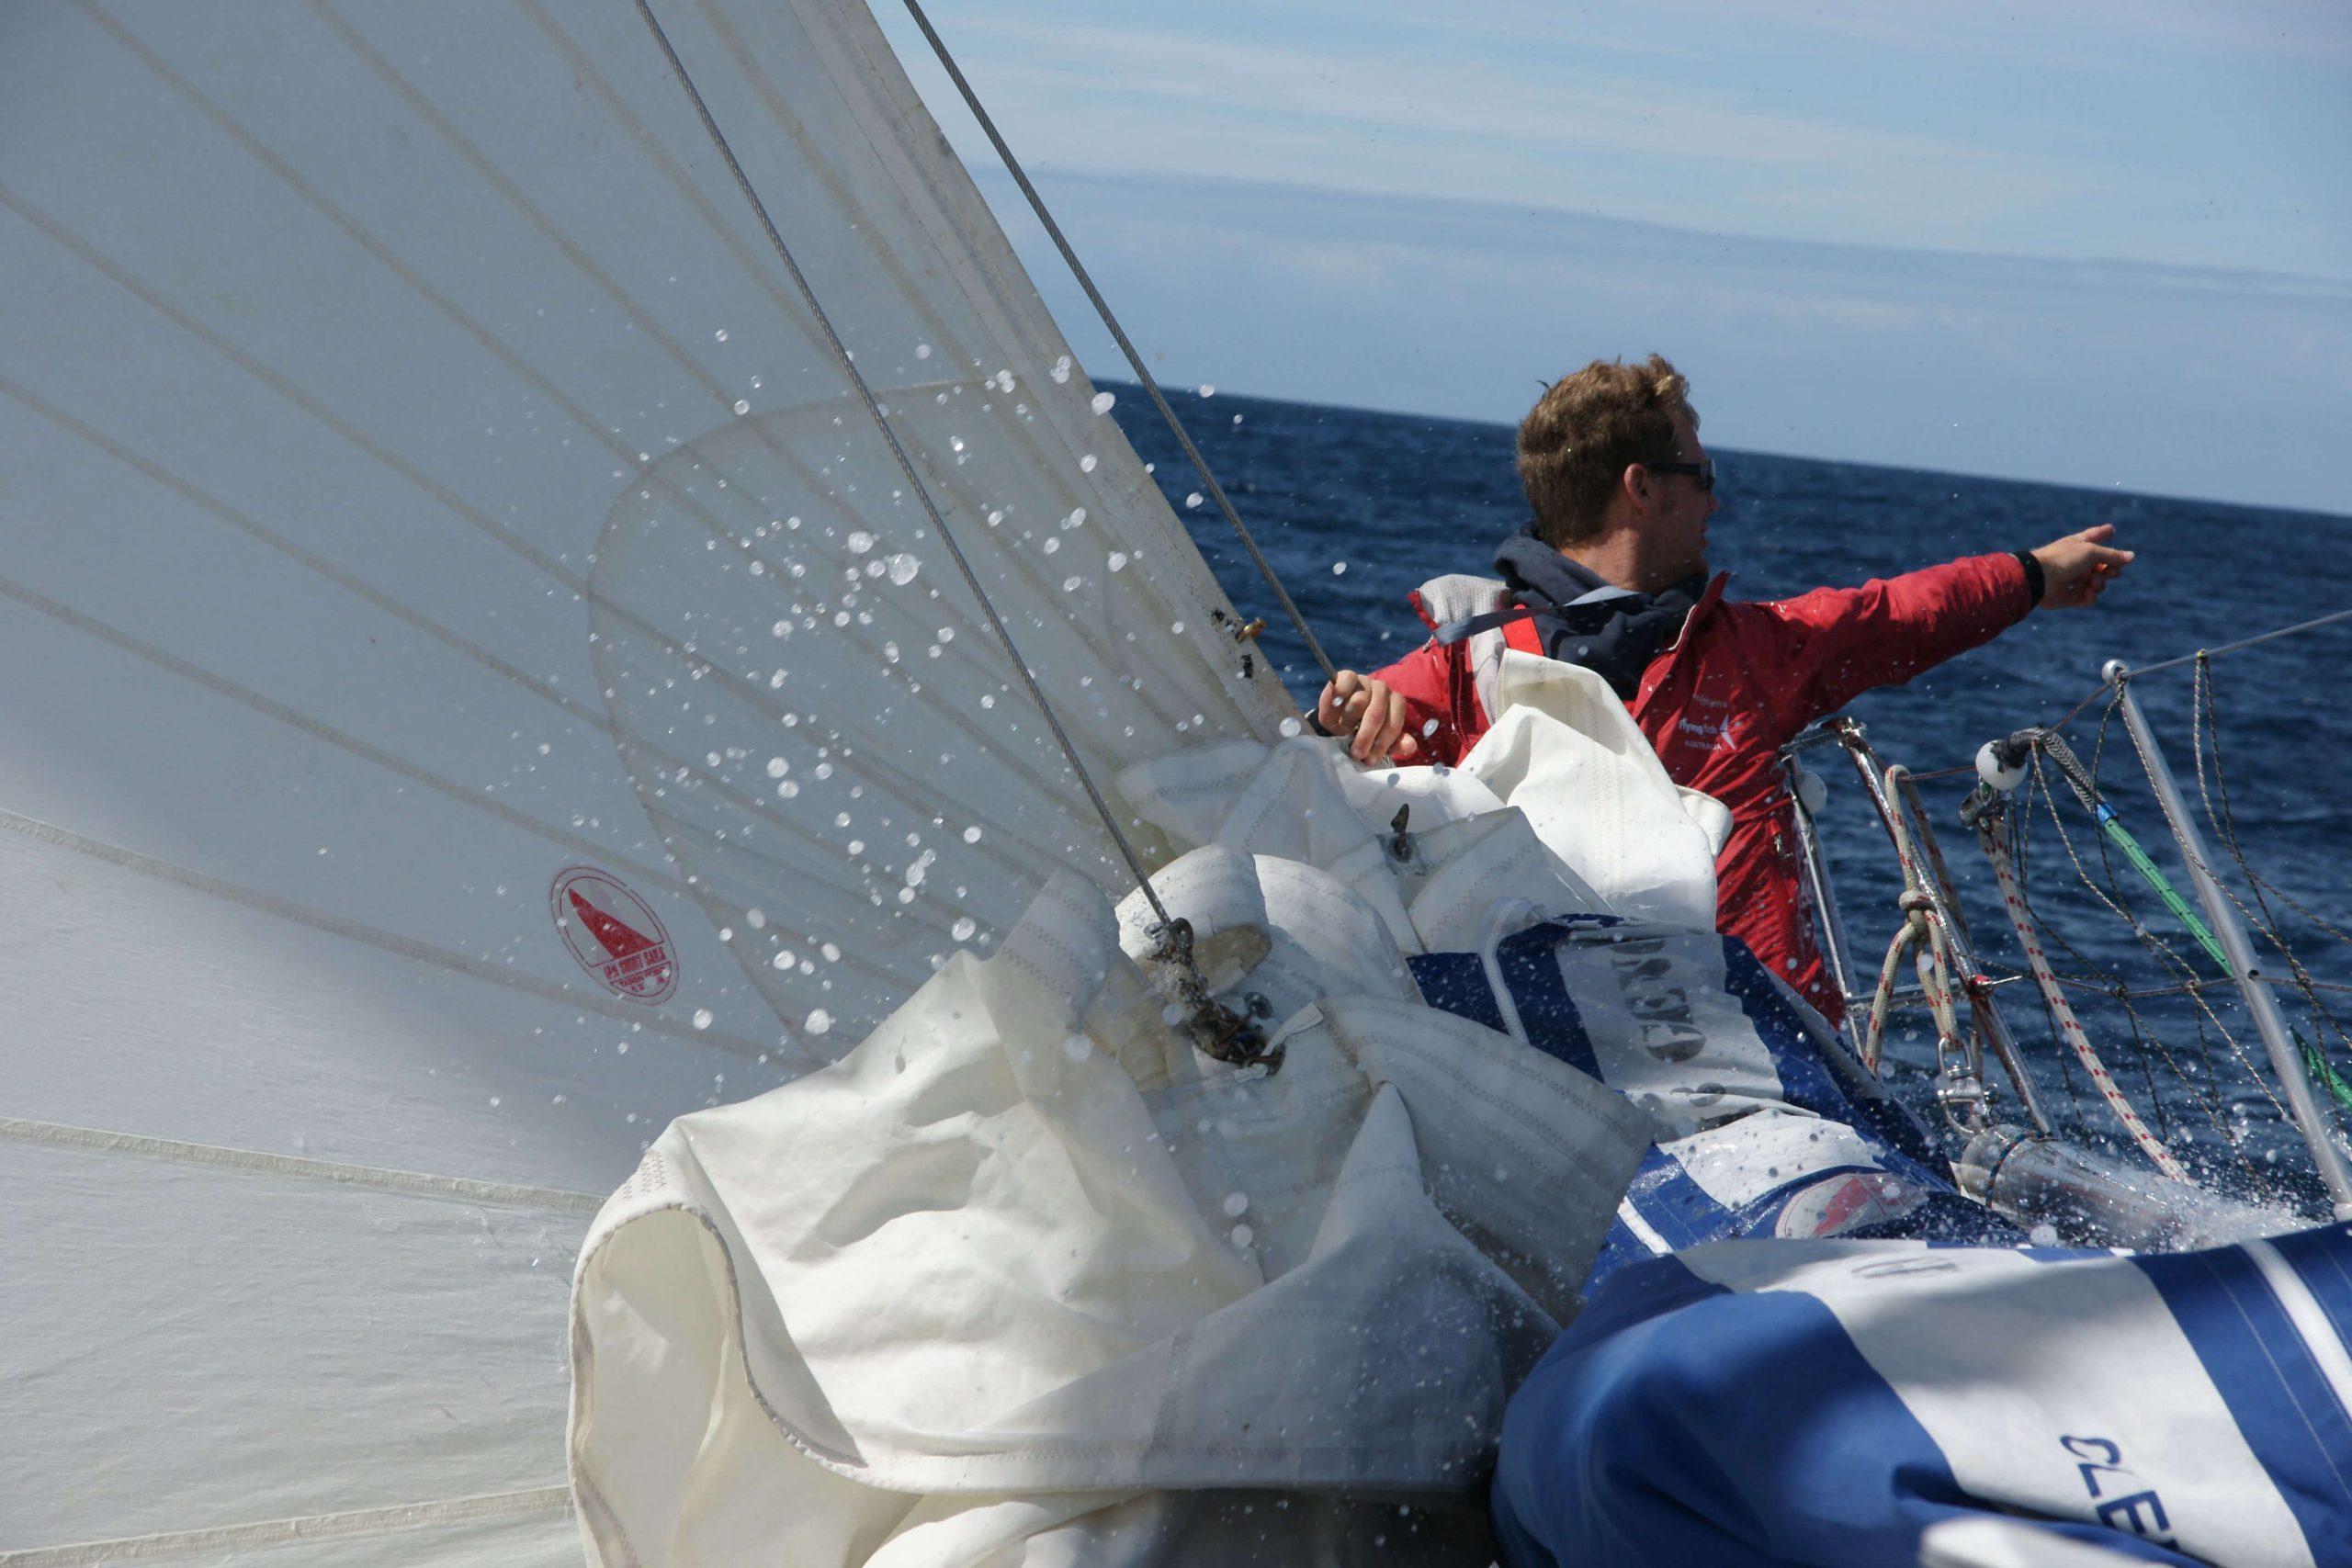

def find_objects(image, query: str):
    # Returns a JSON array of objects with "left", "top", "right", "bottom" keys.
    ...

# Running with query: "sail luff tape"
[
  {"left": 0, "top": 1116, "right": 605, "bottom": 1213},
  {"left": 0, "top": 1485, "right": 572, "bottom": 1566},
  {"left": 897, "top": 0, "right": 1339, "bottom": 690},
  {"left": 629, "top": 0, "right": 1174, "bottom": 931}
]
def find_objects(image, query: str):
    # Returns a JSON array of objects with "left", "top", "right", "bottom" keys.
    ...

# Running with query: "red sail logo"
[{"left": 550, "top": 866, "right": 678, "bottom": 1003}]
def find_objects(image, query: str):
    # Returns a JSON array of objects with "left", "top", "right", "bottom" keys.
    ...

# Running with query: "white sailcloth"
[
  {"left": 568, "top": 736, "right": 1661, "bottom": 1566},
  {"left": 0, "top": 1, "right": 1291, "bottom": 1561}
]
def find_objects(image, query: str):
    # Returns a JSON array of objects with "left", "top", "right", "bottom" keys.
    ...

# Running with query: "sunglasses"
[{"left": 1646, "top": 459, "right": 1715, "bottom": 494}]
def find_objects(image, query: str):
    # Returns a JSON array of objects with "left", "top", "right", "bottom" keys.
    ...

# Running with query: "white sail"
[{"left": 0, "top": 1, "right": 1292, "bottom": 1560}]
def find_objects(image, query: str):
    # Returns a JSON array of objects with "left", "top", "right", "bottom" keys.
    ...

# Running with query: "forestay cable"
[
  {"left": 628, "top": 1, "right": 1276, "bottom": 1066},
  {"left": 628, "top": 0, "right": 1166, "bottom": 921},
  {"left": 897, "top": 0, "right": 1340, "bottom": 689}
]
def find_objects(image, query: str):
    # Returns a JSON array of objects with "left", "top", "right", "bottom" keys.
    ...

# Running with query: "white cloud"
[
  {"left": 922, "top": 17, "right": 2085, "bottom": 255},
  {"left": 976, "top": 170, "right": 2352, "bottom": 513}
]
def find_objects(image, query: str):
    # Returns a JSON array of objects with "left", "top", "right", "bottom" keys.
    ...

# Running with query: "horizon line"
[{"left": 1095, "top": 376, "right": 2352, "bottom": 525}]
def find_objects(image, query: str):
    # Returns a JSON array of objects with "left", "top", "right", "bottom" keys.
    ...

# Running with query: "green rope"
[{"left": 2090, "top": 800, "right": 2352, "bottom": 1110}]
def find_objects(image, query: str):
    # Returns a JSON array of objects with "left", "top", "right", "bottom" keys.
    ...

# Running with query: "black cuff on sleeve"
[{"left": 2013, "top": 548, "right": 2045, "bottom": 610}]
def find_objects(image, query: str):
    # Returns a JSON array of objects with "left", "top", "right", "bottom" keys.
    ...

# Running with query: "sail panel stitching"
[
  {"left": 0, "top": 1117, "right": 604, "bottom": 1213},
  {"left": 0, "top": 807, "right": 775, "bottom": 1060},
  {"left": 0, "top": 1485, "right": 571, "bottom": 1567}
]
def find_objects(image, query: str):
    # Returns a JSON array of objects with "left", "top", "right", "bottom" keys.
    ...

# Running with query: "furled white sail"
[{"left": 0, "top": 1, "right": 1292, "bottom": 1560}]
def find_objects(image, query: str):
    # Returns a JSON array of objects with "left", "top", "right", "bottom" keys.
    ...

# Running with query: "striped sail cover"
[
  {"left": 1493, "top": 1228, "right": 2352, "bottom": 1566},
  {"left": 1410, "top": 915, "right": 2019, "bottom": 1289}
]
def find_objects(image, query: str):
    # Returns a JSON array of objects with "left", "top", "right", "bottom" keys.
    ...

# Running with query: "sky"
[{"left": 876, "top": 0, "right": 2352, "bottom": 514}]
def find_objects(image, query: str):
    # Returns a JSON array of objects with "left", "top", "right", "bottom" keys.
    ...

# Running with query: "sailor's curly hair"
[{"left": 1516, "top": 355, "right": 1695, "bottom": 547}]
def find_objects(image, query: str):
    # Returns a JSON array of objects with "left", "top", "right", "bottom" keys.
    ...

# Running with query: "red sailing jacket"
[{"left": 1374, "top": 553, "right": 2034, "bottom": 1021}]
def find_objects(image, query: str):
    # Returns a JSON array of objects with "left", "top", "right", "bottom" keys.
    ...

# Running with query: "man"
[{"left": 1317, "top": 355, "right": 2131, "bottom": 1021}]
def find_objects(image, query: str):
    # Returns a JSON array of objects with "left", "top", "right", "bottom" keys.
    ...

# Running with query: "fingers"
[
  {"left": 1317, "top": 673, "right": 1418, "bottom": 763},
  {"left": 1380, "top": 688, "right": 1419, "bottom": 761},
  {"left": 2038, "top": 527, "right": 2134, "bottom": 610},
  {"left": 1316, "top": 671, "right": 1364, "bottom": 734},
  {"left": 1351, "top": 683, "right": 1408, "bottom": 763}
]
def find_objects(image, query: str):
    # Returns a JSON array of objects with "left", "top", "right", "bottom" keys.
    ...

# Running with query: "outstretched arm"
[{"left": 1770, "top": 525, "right": 2135, "bottom": 728}]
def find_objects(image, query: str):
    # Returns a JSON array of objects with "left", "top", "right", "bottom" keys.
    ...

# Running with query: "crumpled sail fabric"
[
  {"left": 1495, "top": 1228, "right": 2352, "bottom": 1567},
  {"left": 0, "top": 2, "right": 1288, "bottom": 1562},
  {"left": 566, "top": 678, "right": 1745, "bottom": 1566}
]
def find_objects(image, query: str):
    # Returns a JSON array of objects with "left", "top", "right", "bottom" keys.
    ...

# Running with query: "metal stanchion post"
[{"left": 2107, "top": 660, "right": 2352, "bottom": 1217}]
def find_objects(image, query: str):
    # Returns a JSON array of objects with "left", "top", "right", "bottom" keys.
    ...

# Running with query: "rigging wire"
[
  {"left": 628, "top": 0, "right": 1280, "bottom": 1067},
  {"left": 625, "top": 0, "right": 1168, "bottom": 921},
  {"left": 2188, "top": 658, "right": 2352, "bottom": 1109},
  {"left": 2030, "top": 752, "right": 2265, "bottom": 1168},
  {"left": 1907, "top": 598, "right": 2352, "bottom": 783},
  {"left": 897, "top": 0, "right": 1340, "bottom": 690},
  {"left": 2129, "top": 604, "right": 2352, "bottom": 681}
]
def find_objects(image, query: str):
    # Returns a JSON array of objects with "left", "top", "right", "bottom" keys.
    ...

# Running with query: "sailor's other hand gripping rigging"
[{"left": 1314, "top": 670, "right": 1421, "bottom": 764}]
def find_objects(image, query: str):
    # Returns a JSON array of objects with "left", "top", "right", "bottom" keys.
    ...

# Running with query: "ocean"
[{"left": 1114, "top": 381, "right": 2352, "bottom": 1205}]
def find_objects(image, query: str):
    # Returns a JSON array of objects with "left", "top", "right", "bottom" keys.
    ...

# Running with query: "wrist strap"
[{"left": 2013, "top": 548, "right": 2045, "bottom": 608}]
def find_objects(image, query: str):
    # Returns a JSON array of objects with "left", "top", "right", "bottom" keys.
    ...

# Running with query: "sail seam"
[
  {"left": 630, "top": 0, "right": 1178, "bottom": 933},
  {"left": 29, "top": 10, "right": 1227, "bottom": 901},
  {"left": 0, "top": 368, "right": 1024, "bottom": 951},
  {"left": 0, "top": 807, "right": 775, "bottom": 1059},
  {"left": 0, "top": 176, "right": 1099, "bottom": 885},
  {"left": 0, "top": 568, "right": 684, "bottom": 896},
  {"left": 295, "top": 0, "right": 1191, "bottom": 770},
  {"left": 515, "top": 0, "right": 1235, "bottom": 739},
  {"left": 0, "top": 1116, "right": 605, "bottom": 1213},
  {"left": 0, "top": 1484, "right": 572, "bottom": 1566},
  {"left": 83, "top": 0, "right": 1150, "bottom": 798}
]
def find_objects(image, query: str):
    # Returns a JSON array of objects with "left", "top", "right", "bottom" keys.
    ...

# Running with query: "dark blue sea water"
[{"left": 1113, "top": 381, "right": 2352, "bottom": 1207}]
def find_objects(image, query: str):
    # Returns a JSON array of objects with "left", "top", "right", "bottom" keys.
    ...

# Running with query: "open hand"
[
  {"left": 2031, "top": 525, "right": 2135, "bottom": 609},
  {"left": 1315, "top": 671, "right": 1420, "bottom": 763}
]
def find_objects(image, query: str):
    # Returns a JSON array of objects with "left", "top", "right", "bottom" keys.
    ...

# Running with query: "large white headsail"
[{"left": 0, "top": 0, "right": 1292, "bottom": 1561}]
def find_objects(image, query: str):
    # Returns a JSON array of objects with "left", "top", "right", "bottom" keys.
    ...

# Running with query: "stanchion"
[{"left": 2108, "top": 660, "right": 2352, "bottom": 1217}]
